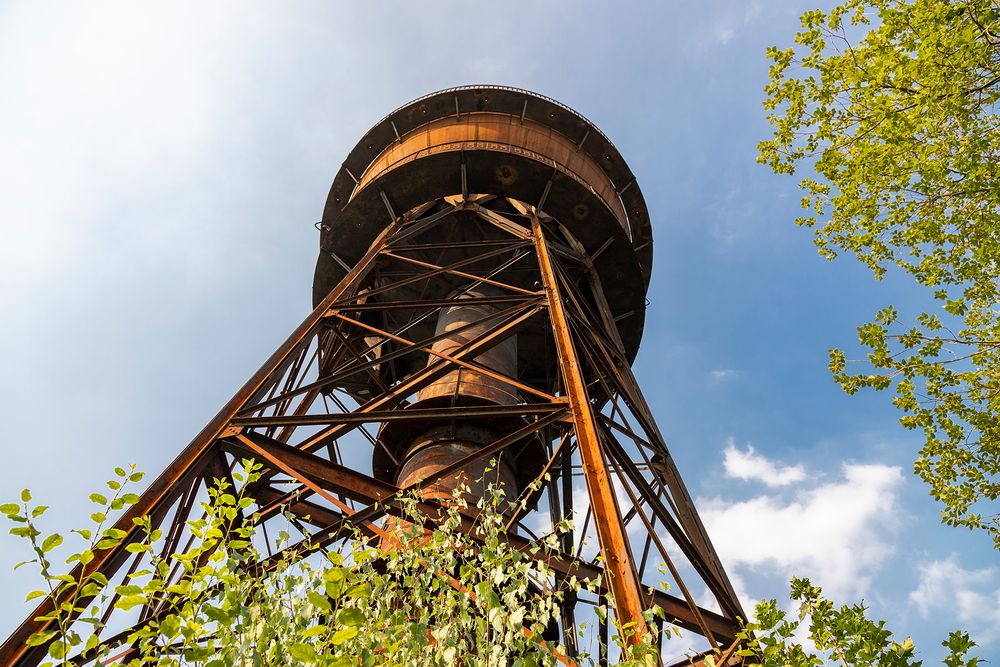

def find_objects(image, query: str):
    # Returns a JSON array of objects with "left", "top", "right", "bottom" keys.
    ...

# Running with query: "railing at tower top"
[{"left": 370, "top": 84, "right": 619, "bottom": 154}]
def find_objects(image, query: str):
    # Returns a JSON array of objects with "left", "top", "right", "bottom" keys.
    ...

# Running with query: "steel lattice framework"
[{"left": 1, "top": 87, "right": 747, "bottom": 667}]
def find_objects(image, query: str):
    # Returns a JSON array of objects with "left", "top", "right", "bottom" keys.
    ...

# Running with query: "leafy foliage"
[
  {"left": 759, "top": 0, "right": 1000, "bottom": 545},
  {"left": 737, "top": 578, "right": 980, "bottom": 667},
  {"left": 4, "top": 464, "right": 661, "bottom": 666},
  {"left": 1, "top": 465, "right": 145, "bottom": 664}
]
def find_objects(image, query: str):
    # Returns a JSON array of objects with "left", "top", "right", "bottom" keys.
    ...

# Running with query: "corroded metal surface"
[
  {"left": 356, "top": 114, "right": 629, "bottom": 231},
  {"left": 379, "top": 286, "right": 532, "bottom": 502},
  {"left": 324, "top": 85, "right": 651, "bottom": 257},
  {"left": 396, "top": 426, "right": 518, "bottom": 500},
  {"left": 415, "top": 286, "right": 520, "bottom": 407},
  {"left": 531, "top": 214, "right": 648, "bottom": 646},
  {"left": 314, "top": 86, "right": 652, "bottom": 375}
]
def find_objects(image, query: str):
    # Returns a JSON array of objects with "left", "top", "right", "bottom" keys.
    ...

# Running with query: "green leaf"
[
  {"left": 337, "top": 607, "right": 365, "bottom": 627},
  {"left": 114, "top": 584, "right": 143, "bottom": 596},
  {"left": 41, "top": 534, "right": 63, "bottom": 553},
  {"left": 47, "top": 641, "right": 66, "bottom": 660},
  {"left": 79, "top": 582, "right": 103, "bottom": 597},
  {"left": 0, "top": 503, "right": 19, "bottom": 516},
  {"left": 288, "top": 643, "right": 317, "bottom": 662},
  {"left": 88, "top": 494, "right": 107, "bottom": 506},
  {"left": 159, "top": 615, "right": 180, "bottom": 639},
  {"left": 345, "top": 582, "right": 371, "bottom": 599},
  {"left": 331, "top": 626, "right": 359, "bottom": 645},
  {"left": 26, "top": 631, "right": 56, "bottom": 648},
  {"left": 31, "top": 506, "right": 48, "bottom": 518},
  {"left": 20, "top": 489, "right": 31, "bottom": 503},
  {"left": 116, "top": 595, "right": 146, "bottom": 611},
  {"left": 9, "top": 526, "right": 38, "bottom": 538},
  {"left": 324, "top": 566, "right": 347, "bottom": 598},
  {"left": 25, "top": 590, "right": 47, "bottom": 602},
  {"left": 301, "top": 626, "right": 326, "bottom": 638},
  {"left": 307, "top": 590, "right": 331, "bottom": 612}
]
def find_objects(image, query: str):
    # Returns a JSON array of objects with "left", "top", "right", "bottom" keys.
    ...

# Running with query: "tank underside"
[
  {"left": 314, "top": 86, "right": 652, "bottom": 365},
  {"left": 312, "top": 85, "right": 654, "bottom": 495}
]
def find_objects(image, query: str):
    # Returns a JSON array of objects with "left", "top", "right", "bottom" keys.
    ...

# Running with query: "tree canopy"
[
  {"left": 759, "top": 0, "right": 1000, "bottom": 545},
  {"left": 3, "top": 465, "right": 984, "bottom": 666},
  {"left": 2, "top": 463, "right": 662, "bottom": 667},
  {"left": 738, "top": 578, "right": 979, "bottom": 667}
]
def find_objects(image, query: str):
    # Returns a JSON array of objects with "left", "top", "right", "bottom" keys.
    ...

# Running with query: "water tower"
[{"left": 1, "top": 86, "right": 745, "bottom": 666}]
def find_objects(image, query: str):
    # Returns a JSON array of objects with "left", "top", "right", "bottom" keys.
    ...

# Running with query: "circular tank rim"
[{"left": 320, "top": 84, "right": 653, "bottom": 289}]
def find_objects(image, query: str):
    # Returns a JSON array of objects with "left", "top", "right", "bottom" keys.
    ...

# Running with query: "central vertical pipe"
[{"left": 393, "top": 286, "right": 520, "bottom": 502}]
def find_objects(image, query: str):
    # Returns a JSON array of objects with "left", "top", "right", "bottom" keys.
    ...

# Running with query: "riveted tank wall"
[{"left": 355, "top": 113, "right": 628, "bottom": 234}]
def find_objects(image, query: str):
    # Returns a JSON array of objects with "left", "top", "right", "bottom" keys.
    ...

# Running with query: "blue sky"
[{"left": 1, "top": 1, "right": 996, "bottom": 662}]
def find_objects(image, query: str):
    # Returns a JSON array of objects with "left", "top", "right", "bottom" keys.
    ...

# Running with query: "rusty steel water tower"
[{"left": 2, "top": 86, "right": 746, "bottom": 666}]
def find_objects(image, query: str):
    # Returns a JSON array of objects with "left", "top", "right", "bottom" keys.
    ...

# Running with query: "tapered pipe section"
[
  {"left": 414, "top": 286, "right": 520, "bottom": 409},
  {"left": 396, "top": 425, "right": 518, "bottom": 502}
]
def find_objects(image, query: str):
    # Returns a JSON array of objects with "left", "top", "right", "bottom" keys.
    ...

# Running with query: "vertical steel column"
[{"left": 530, "top": 215, "right": 649, "bottom": 646}]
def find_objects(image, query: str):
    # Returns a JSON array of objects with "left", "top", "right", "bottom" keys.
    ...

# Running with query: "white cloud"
[
  {"left": 722, "top": 439, "right": 807, "bottom": 487},
  {"left": 910, "top": 555, "right": 1000, "bottom": 645},
  {"left": 705, "top": 185, "right": 750, "bottom": 248},
  {"left": 685, "top": 0, "right": 765, "bottom": 50},
  {"left": 713, "top": 25, "right": 736, "bottom": 45},
  {"left": 710, "top": 369, "right": 739, "bottom": 381},
  {"left": 699, "top": 461, "right": 903, "bottom": 600}
]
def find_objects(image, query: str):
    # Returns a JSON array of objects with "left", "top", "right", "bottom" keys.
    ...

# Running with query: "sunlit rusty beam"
[
  {"left": 530, "top": 214, "right": 649, "bottom": 647},
  {"left": 242, "top": 297, "right": 542, "bottom": 417},
  {"left": 330, "top": 241, "right": 529, "bottom": 305},
  {"left": 332, "top": 294, "right": 535, "bottom": 312},
  {"left": 0, "top": 221, "right": 399, "bottom": 667},
  {"left": 232, "top": 402, "right": 566, "bottom": 428}
]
